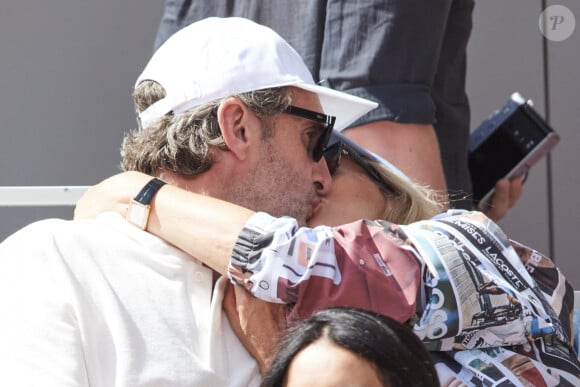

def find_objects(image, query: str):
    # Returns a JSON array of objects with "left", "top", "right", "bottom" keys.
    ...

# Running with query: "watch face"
[{"left": 126, "top": 200, "right": 150, "bottom": 229}]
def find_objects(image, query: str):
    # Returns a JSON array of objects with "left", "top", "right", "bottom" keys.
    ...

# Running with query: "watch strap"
[{"left": 133, "top": 177, "right": 166, "bottom": 205}]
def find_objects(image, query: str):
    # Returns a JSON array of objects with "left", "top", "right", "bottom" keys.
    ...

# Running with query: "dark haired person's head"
[{"left": 261, "top": 307, "right": 439, "bottom": 387}]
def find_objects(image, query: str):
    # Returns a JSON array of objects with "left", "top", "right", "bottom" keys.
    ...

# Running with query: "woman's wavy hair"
[
  {"left": 367, "top": 158, "right": 446, "bottom": 224},
  {"left": 121, "top": 80, "right": 292, "bottom": 175}
]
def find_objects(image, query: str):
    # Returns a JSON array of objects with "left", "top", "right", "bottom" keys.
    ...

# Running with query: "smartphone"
[{"left": 468, "top": 92, "right": 560, "bottom": 207}]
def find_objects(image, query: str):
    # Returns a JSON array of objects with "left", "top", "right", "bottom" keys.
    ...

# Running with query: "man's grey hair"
[{"left": 121, "top": 80, "right": 293, "bottom": 175}]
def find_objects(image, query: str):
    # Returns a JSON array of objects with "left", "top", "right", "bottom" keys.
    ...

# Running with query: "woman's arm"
[
  {"left": 75, "top": 172, "right": 421, "bottom": 323},
  {"left": 74, "top": 171, "right": 254, "bottom": 275},
  {"left": 75, "top": 172, "right": 565, "bottom": 338}
]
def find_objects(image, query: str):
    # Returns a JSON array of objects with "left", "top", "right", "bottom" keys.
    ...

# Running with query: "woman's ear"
[{"left": 218, "top": 98, "right": 259, "bottom": 161}]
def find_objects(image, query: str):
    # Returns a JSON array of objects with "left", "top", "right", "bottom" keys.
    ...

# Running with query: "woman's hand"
[
  {"left": 223, "top": 283, "right": 287, "bottom": 374},
  {"left": 479, "top": 176, "right": 524, "bottom": 221},
  {"left": 74, "top": 171, "right": 153, "bottom": 220}
]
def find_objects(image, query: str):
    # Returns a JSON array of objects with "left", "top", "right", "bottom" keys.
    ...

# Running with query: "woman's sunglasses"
[{"left": 323, "top": 141, "right": 397, "bottom": 195}]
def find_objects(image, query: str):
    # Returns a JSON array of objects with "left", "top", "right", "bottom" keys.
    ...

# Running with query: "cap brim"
[{"left": 295, "top": 83, "right": 377, "bottom": 131}]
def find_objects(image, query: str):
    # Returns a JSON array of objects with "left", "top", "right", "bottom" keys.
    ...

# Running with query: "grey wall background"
[
  {"left": 1, "top": 2, "right": 578, "bottom": 286},
  {"left": 0, "top": 1, "right": 163, "bottom": 240}
]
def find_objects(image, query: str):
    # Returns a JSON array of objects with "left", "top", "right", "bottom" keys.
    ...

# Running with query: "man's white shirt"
[{"left": 0, "top": 212, "right": 260, "bottom": 386}]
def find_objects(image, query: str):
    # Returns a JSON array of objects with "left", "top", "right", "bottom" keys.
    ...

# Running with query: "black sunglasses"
[
  {"left": 323, "top": 141, "right": 397, "bottom": 195},
  {"left": 284, "top": 105, "right": 336, "bottom": 162}
]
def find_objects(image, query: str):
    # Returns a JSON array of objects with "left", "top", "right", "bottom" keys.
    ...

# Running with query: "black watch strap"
[
  {"left": 126, "top": 177, "right": 166, "bottom": 229},
  {"left": 134, "top": 177, "right": 166, "bottom": 205}
]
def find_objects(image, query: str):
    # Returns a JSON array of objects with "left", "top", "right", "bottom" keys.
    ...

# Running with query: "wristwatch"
[{"left": 126, "top": 177, "right": 166, "bottom": 229}]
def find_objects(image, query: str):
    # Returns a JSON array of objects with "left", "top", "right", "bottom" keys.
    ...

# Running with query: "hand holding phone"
[
  {"left": 481, "top": 177, "right": 524, "bottom": 221},
  {"left": 468, "top": 92, "right": 560, "bottom": 207}
]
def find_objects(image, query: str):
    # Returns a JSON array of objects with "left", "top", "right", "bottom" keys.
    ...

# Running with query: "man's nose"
[{"left": 313, "top": 156, "right": 332, "bottom": 196}]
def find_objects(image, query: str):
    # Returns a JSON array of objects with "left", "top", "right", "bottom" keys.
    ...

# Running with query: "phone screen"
[{"left": 468, "top": 106, "right": 550, "bottom": 203}]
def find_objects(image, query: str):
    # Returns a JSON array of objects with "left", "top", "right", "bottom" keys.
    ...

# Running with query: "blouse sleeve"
[
  {"left": 228, "top": 212, "right": 421, "bottom": 323},
  {"left": 229, "top": 211, "right": 567, "bottom": 348}
]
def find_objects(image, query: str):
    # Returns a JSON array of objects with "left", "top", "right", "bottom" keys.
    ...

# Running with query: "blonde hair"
[{"left": 365, "top": 158, "right": 446, "bottom": 224}]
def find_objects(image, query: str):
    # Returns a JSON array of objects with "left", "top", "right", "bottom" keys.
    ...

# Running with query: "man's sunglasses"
[
  {"left": 284, "top": 105, "right": 336, "bottom": 162},
  {"left": 323, "top": 141, "right": 397, "bottom": 195}
]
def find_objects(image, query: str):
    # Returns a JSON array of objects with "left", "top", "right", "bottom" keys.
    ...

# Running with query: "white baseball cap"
[{"left": 136, "top": 17, "right": 377, "bottom": 130}]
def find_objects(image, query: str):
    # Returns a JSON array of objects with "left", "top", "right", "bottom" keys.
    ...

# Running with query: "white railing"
[{"left": 0, "top": 186, "right": 89, "bottom": 206}]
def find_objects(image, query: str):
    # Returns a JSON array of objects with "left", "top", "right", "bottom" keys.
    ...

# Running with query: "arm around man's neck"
[
  {"left": 74, "top": 171, "right": 254, "bottom": 276},
  {"left": 149, "top": 182, "right": 254, "bottom": 274}
]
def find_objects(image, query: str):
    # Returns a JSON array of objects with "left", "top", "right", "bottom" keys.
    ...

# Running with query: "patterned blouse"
[{"left": 229, "top": 210, "right": 580, "bottom": 386}]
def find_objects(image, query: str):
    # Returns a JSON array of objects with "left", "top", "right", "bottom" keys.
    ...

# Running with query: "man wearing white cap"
[{"left": 0, "top": 17, "right": 376, "bottom": 386}]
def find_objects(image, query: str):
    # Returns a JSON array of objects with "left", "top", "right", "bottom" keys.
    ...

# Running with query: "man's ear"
[{"left": 218, "top": 98, "right": 259, "bottom": 161}]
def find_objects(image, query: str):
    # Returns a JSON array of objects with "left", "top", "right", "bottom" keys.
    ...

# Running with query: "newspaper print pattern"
[
  {"left": 230, "top": 213, "right": 421, "bottom": 323},
  {"left": 399, "top": 212, "right": 580, "bottom": 384},
  {"left": 230, "top": 214, "right": 341, "bottom": 303},
  {"left": 399, "top": 214, "right": 555, "bottom": 350},
  {"left": 229, "top": 210, "right": 580, "bottom": 385}
]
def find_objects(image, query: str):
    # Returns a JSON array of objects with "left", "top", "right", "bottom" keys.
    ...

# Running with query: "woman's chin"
[
  {"left": 307, "top": 213, "right": 342, "bottom": 228},
  {"left": 306, "top": 215, "right": 323, "bottom": 228},
  {"left": 307, "top": 203, "right": 351, "bottom": 228}
]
